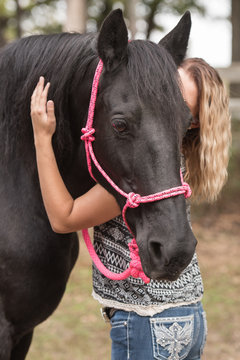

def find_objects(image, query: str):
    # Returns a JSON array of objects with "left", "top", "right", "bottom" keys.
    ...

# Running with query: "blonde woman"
[
  {"left": 180, "top": 58, "right": 231, "bottom": 203},
  {"left": 31, "top": 58, "right": 231, "bottom": 360}
]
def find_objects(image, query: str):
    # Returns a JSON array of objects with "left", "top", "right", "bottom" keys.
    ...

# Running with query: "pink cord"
[{"left": 81, "top": 59, "right": 191, "bottom": 284}]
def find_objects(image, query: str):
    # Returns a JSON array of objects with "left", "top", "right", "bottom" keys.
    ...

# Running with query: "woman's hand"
[
  {"left": 31, "top": 76, "right": 56, "bottom": 144},
  {"left": 31, "top": 79, "right": 120, "bottom": 232}
]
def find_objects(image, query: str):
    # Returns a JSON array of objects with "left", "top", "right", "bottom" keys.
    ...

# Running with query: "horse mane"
[
  {"left": 0, "top": 32, "right": 98, "bottom": 166},
  {"left": 0, "top": 34, "right": 183, "bottom": 168},
  {"left": 127, "top": 40, "right": 183, "bottom": 134}
]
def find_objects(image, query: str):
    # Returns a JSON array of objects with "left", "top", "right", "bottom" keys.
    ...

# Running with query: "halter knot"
[
  {"left": 182, "top": 182, "right": 192, "bottom": 199},
  {"left": 81, "top": 127, "right": 95, "bottom": 142},
  {"left": 180, "top": 170, "right": 192, "bottom": 199},
  {"left": 184, "top": 184, "right": 192, "bottom": 198},
  {"left": 127, "top": 192, "right": 141, "bottom": 208},
  {"left": 128, "top": 238, "right": 150, "bottom": 283}
]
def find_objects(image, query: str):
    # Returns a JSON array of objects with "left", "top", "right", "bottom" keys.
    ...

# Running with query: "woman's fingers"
[
  {"left": 33, "top": 77, "right": 43, "bottom": 108},
  {"left": 31, "top": 76, "right": 56, "bottom": 135},
  {"left": 31, "top": 77, "right": 51, "bottom": 113},
  {"left": 36, "top": 76, "right": 44, "bottom": 98},
  {"left": 40, "top": 82, "right": 50, "bottom": 110},
  {"left": 31, "top": 77, "right": 44, "bottom": 109}
]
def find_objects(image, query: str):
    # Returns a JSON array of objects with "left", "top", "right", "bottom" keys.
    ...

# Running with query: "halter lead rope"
[{"left": 81, "top": 59, "right": 191, "bottom": 284}]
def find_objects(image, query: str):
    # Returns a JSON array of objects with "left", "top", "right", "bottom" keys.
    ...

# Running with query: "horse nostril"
[
  {"left": 150, "top": 241, "right": 161, "bottom": 257},
  {"left": 150, "top": 241, "right": 167, "bottom": 263},
  {"left": 150, "top": 241, "right": 171, "bottom": 266}
]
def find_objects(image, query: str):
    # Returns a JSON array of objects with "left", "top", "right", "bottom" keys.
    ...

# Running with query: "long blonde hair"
[{"left": 181, "top": 58, "right": 231, "bottom": 203}]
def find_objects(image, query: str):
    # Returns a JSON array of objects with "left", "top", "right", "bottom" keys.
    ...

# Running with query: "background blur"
[{"left": 0, "top": 1, "right": 239, "bottom": 359}]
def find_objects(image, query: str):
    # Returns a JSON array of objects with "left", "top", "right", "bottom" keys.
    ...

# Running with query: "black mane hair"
[
  {"left": 0, "top": 32, "right": 98, "bottom": 165},
  {"left": 0, "top": 33, "right": 184, "bottom": 167}
]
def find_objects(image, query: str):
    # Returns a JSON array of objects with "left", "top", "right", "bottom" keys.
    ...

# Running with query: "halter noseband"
[{"left": 81, "top": 59, "right": 191, "bottom": 284}]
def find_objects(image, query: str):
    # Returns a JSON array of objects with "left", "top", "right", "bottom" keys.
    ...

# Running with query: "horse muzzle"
[
  {"left": 129, "top": 196, "right": 197, "bottom": 282},
  {"left": 139, "top": 228, "right": 197, "bottom": 281}
]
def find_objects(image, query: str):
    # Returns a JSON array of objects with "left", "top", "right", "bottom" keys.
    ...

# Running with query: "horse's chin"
[
  {"left": 149, "top": 272, "right": 181, "bottom": 282},
  {"left": 143, "top": 264, "right": 186, "bottom": 282}
]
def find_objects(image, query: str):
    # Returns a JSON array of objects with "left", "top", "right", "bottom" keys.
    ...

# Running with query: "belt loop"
[{"left": 101, "top": 307, "right": 117, "bottom": 323}]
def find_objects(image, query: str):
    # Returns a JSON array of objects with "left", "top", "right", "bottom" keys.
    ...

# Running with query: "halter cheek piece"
[{"left": 81, "top": 59, "right": 191, "bottom": 284}]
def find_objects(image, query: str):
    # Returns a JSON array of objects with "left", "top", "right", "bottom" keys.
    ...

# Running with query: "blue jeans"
[{"left": 110, "top": 302, "right": 207, "bottom": 360}]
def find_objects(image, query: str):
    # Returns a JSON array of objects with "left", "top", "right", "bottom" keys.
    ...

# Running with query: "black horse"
[{"left": 0, "top": 9, "right": 196, "bottom": 359}]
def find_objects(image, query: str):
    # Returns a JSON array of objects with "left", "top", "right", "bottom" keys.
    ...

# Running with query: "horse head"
[{"left": 90, "top": 10, "right": 197, "bottom": 281}]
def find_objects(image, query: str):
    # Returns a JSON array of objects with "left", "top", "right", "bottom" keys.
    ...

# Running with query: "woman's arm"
[{"left": 31, "top": 77, "right": 120, "bottom": 233}]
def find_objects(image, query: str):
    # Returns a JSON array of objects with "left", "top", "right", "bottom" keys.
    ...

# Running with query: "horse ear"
[
  {"left": 159, "top": 11, "right": 191, "bottom": 66},
  {"left": 97, "top": 9, "right": 128, "bottom": 71}
]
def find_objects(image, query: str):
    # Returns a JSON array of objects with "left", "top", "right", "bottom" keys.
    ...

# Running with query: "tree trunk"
[
  {"left": 0, "top": 17, "right": 8, "bottom": 48},
  {"left": 231, "top": 0, "right": 240, "bottom": 97},
  {"left": 126, "top": 0, "right": 138, "bottom": 39},
  {"left": 15, "top": 0, "right": 22, "bottom": 38},
  {"left": 64, "top": 0, "right": 87, "bottom": 33}
]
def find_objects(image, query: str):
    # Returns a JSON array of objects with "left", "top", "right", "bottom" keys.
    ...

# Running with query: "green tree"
[
  {"left": 87, "top": 0, "right": 114, "bottom": 31},
  {"left": 142, "top": 0, "right": 205, "bottom": 38},
  {"left": 87, "top": 0, "right": 205, "bottom": 38},
  {"left": 0, "top": 0, "right": 63, "bottom": 47},
  {"left": 0, "top": 0, "right": 205, "bottom": 47}
]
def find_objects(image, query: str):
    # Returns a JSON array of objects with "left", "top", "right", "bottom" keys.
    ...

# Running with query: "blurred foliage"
[
  {"left": 143, "top": 0, "right": 205, "bottom": 38},
  {"left": 0, "top": 0, "right": 205, "bottom": 47},
  {"left": 88, "top": 0, "right": 205, "bottom": 38},
  {"left": 0, "top": 0, "right": 63, "bottom": 46}
]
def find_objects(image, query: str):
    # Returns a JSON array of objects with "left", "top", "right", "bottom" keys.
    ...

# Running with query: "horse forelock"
[{"left": 127, "top": 40, "right": 184, "bottom": 136}]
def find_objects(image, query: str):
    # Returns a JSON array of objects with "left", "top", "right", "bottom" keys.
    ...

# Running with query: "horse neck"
[{"left": 59, "top": 61, "right": 98, "bottom": 197}]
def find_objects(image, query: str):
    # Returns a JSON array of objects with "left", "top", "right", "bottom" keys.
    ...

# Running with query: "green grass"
[
  {"left": 28, "top": 246, "right": 111, "bottom": 360},
  {"left": 193, "top": 209, "right": 240, "bottom": 360},
  {"left": 27, "top": 212, "right": 240, "bottom": 360}
]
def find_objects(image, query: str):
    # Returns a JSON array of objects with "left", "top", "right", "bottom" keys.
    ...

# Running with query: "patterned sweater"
[{"left": 92, "top": 162, "right": 203, "bottom": 316}]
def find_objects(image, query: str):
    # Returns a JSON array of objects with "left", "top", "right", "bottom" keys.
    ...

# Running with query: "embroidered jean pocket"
[{"left": 150, "top": 315, "right": 194, "bottom": 360}]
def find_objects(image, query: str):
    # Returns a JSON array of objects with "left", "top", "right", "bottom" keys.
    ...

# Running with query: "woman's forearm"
[
  {"left": 31, "top": 78, "right": 121, "bottom": 233},
  {"left": 35, "top": 136, "right": 75, "bottom": 230},
  {"left": 34, "top": 136, "right": 121, "bottom": 233}
]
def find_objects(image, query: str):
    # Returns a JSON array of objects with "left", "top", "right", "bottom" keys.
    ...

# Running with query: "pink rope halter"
[{"left": 81, "top": 59, "right": 191, "bottom": 284}]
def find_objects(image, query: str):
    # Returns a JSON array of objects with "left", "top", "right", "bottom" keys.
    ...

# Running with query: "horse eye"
[{"left": 112, "top": 119, "right": 127, "bottom": 133}]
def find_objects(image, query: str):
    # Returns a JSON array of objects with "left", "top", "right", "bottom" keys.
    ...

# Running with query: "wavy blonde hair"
[{"left": 180, "top": 58, "right": 231, "bottom": 203}]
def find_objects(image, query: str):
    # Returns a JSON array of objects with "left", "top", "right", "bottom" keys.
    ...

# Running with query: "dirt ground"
[
  {"left": 27, "top": 202, "right": 240, "bottom": 360},
  {"left": 192, "top": 205, "right": 240, "bottom": 360}
]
